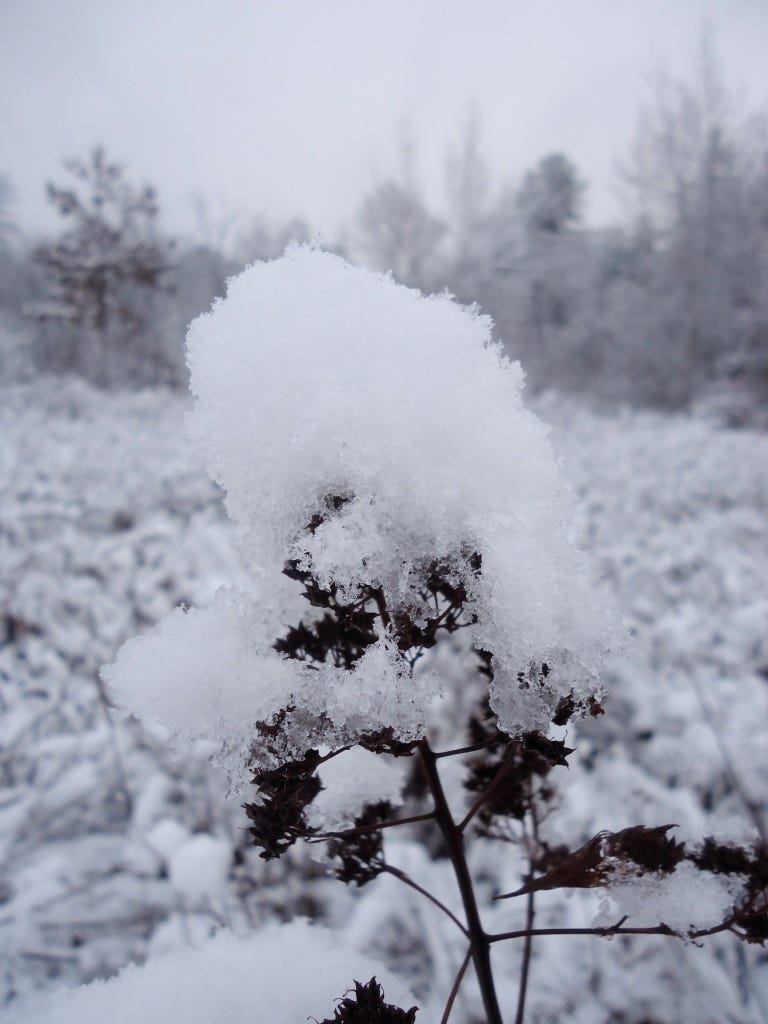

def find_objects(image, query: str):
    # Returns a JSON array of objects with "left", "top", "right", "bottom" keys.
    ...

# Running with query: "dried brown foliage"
[{"left": 317, "top": 977, "right": 418, "bottom": 1024}]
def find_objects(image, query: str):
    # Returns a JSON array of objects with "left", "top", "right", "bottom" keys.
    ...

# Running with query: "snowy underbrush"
[
  {"left": 6, "top": 922, "right": 423, "bottom": 1024},
  {"left": 527, "top": 397, "right": 768, "bottom": 1023},
  {"left": 0, "top": 380, "right": 318, "bottom": 1006},
  {"left": 2, "top": 375, "right": 767, "bottom": 1022}
]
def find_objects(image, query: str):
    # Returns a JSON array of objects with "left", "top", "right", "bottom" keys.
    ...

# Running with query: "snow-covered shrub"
[
  {"left": 106, "top": 245, "right": 611, "bottom": 774},
  {"left": 94, "top": 247, "right": 768, "bottom": 1023},
  {"left": 0, "top": 382, "right": 274, "bottom": 1008}
]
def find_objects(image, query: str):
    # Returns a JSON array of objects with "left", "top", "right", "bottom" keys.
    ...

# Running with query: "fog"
[{"left": 3, "top": 0, "right": 768, "bottom": 235}]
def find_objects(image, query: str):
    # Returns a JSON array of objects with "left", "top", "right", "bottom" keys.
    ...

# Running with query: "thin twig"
[
  {"left": 381, "top": 864, "right": 469, "bottom": 938},
  {"left": 418, "top": 739, "right": 504, "bottom": 1024},
  {"left": 689, "top": 676, "right": 767, "bottom": 844},
  {"left": 459, "top": 744, "right": 514, "bottom": 832},
  {"left": 425, "top": 600, "right": 459, "bottom": 633},
  {"left": 489, "top": 919, "right": 735, "bottom": 943},
  {"left": 514, "top": 889, "right": 535, "bottom": 1024},
  {"left": 515, "top": 815, "right": 537, "bottom": 1024},
  {"left": 440, "top": 946, "right": 472, "bottom": 1024},
  {"left": 370, "top": 587, "right": 391, "bottom": 629},
  {"left": 311, "top": 811, "right": 435, "bottom": 841},
  {"left": 433, "top": 738, "right": 500, "bottom": 759},
  {"left": 316, "top": 745, "right": 353, "bottom": 766}
]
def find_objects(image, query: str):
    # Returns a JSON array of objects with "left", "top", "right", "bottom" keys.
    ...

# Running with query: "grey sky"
[{"left": 2, "top": 0, "right": 768, "bottom": 242}]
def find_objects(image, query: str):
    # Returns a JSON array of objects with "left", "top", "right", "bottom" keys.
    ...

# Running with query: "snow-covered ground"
[{"left": 1, "top": 379, "right": 766, "bottom": 1022}]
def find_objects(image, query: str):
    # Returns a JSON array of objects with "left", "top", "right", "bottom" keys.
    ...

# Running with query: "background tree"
[
  {"left": 619, "top": 40, "right": 768, "bottom": 410},
  {"left": 355, "top": 180, "right": 445, "bottom": 290},
  {"left": 0, "top": 174, "right": 20, "bottom": 315},
  {"left": 0, "top": 174, "right": 39, "bottom": 382},
  {"left": 352, "top": 134, "right": 445, "bottom": 291},
  {"left": 442, "top": 111, "right": 496, "bottom": 302},
  {"left": 516, "top": 152, "right": 584, "bottom": 236},
  {"left": 480, "top": 153, "right": 593, "bottom": 392},
  {"left": 0, "top": 174, "right": 16, "bottom": 248},
  {"left": 33, "top": 147, "right": 175, "bottom": 386}
]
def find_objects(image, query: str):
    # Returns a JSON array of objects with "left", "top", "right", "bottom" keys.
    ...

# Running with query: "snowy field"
[{"left": 2, "top": 378, "right": 767, "bottom": 1022}]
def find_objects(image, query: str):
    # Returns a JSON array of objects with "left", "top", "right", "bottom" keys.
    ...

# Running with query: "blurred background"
[{"left": 1, "top": 2, "right": 767, "bottom": 1022}]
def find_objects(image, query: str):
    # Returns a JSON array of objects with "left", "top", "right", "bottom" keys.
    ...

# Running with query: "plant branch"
[
  {"left": 489, "top": 918, "right": 737, "bottom": 944},
  {"left": 433, "top": 738, "right": 500, "bottom": 759},
  {"left": 425, "top": 599, "right": 460, "bottom": 634},
  {"left": 312, "top": 811, "right": 435, "bottom": 841},
  {"left": 370, "top": 587, "right": 391, "bottom": 629},
  {"left": 514, "top": 816, "right": 537, "bottom": 1024},
  {"left": 440, "top": 946, "right": 472, "bottom": 1024},
  {"left": 514, "top": 889, "right": 536, "bottom": 1024},
  {"left": 418, "top": 739, "right": 504, "bottom": 1024},
  {"left": 459, "top": 743, "right": 514, "bottom": 832},
  {"left": 316, "top": 745, "right": 353, "bottom": 766},
  {"left": 381, "top": 865, "right": 469, "bottom": 938}
]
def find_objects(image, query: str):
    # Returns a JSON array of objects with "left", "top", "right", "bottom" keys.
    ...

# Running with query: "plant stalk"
[{"left": 418, "top": 740, "right": 504, "bottom": 1024}]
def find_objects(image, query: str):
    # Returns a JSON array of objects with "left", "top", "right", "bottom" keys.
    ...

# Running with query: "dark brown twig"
[
  {"left": 418, "top": 739, "right": 504, "bottom": 1024},
  {"left": 311, "top": 811, "right": 435, "bottom": 842},
  {"left": 381, "top": 865, "right": 469, "bottom": 938},
  {"left": 489, "top": 918, "right": 736, "bottom": 944},
  {"left": 515, "top": 815, "right": 537, "bottom": 1024},
  {"left": 433, "top": 738, "right": 500, "bottom": 760},
  {"left": 459, "top": 744, "right": 514, "bottom": 832},
  {"left": 440, "top": 947, "right": 472, "bottom": 1024}
]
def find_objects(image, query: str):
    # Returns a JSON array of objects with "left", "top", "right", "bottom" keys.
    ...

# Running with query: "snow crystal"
[
  {"left": 596, "top": 860, "right": 744, "bottom": 936},
  {"left": 105, "top": 246, "right": 614, "bottom": 779},
  {"left": 6, "top": 922, "right": 420, "bottom": 1024}
]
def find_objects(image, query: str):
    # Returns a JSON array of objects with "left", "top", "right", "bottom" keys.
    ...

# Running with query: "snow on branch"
[{"left": 104, "top": 245, "right": 615, "bottom": 789}]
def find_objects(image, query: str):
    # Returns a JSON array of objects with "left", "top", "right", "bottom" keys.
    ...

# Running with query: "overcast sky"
[{"left": 2, "top": 0, "right": 768, "bottom": 242}]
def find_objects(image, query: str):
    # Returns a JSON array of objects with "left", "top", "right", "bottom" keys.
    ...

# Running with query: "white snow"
[
  {"left": 144, "top": 820, "right": 191, "bottom": 861},
  {"left": 6, "top": 922, "right": 420, "bottom": 1024},
  {"left": 597, "top": 860, "right": 745, "bottom": 936},
  {"left": 3, "top": 378, "right": 766, "bottom": 1021},
  {"left": 168, "top": 834, "right": 232, "bottom": 902},
  {"left": 307, "top": 747, "right": 405, "bottom": 831},
  {"left": 105, "top": 246, "right": 615, "bottom": 780}
]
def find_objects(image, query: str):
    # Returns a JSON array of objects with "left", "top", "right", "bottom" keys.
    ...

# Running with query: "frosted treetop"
[{"left": 105, "top": 246, "right": 613, "bottom": 781}]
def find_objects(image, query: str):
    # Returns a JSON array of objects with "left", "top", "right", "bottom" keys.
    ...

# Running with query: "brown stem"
[
  {"left": 459, "top": 743, "right": 514, "bottom": 832},
  {"left": 514, "top": 819, "right": 536, "bottom": 1024},
  {"left": 433, "top": 739, "right": 500, "bottom": 759},
  {"left": 418, "top": 739, "right": 504, "bottom": 1024},
  {"left": 312, "top": 811, "right": 435, "bottom": 841},
  {"left": 370, "top": 587, "right": 391, "bottom": 629},
  {"left": 381, "top": 865, "right": 469, "bottom": 937},
  {"left": 423, "top": 600, "right": 459, "bottom": 637},
  {"left": 316, "top": 745, "right": 353, "bottom": 765},
  {"left": 440, "top": 947, "right": 472, "bottom": 1024},
  {"left": 514, "top": 867, "right": 536, "bottom": 1023},
  {"left": 489, "top": 919, "right": 735, "bottom": 943}
]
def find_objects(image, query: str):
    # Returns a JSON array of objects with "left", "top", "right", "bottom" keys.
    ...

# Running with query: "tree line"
[{"left": 0, "top": 49, "right": 766, "bottom": 423}]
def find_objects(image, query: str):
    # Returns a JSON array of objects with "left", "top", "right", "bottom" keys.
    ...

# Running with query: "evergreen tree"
[{"left": 34, "top": 146, "right": 173, "bottom": 385}]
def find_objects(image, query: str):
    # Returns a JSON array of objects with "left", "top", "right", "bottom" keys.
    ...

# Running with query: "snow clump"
[
  {"left": 597, "top": 860, "right": 745, "bottom": 936},
  {"left": 6, "top": 922, "right": 419, "bottom": 1024},
  {"left": 306, "top": 747, "right": 405, "bottom": 832},
  {"left": 104, "top": 246, "right": 614, "bottom": 783}
]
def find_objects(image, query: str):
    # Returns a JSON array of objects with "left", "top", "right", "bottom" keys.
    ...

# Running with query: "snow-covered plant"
[{"left": 104, "top": 246, "right": 768, "bottom": 1023}]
